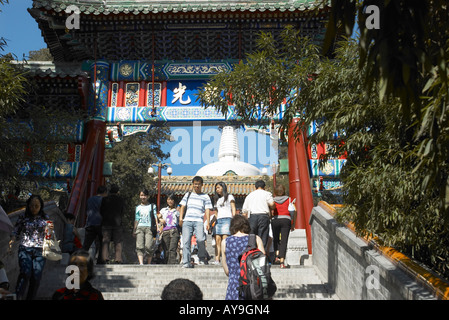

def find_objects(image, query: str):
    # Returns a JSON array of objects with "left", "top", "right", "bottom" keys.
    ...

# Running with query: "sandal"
[
  {"left": 280, "top": 263, "right": 290, "bottom": 269},
  {"left": 274, "top": 257, "right": 281, "bottom": 265}
]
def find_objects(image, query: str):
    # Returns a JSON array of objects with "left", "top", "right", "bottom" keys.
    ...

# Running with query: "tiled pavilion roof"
[
  {"left": 33, "top": 1, "right": 327, "bottom": 15},
  {"left": 11, "top": 61, "right": 86, "bottom": 78},
  {"left": 30, "top": 0, "right": 330, "bottom": 62},
  {"left": 157, "top": 175, "right": 264, "bottom": 197}
]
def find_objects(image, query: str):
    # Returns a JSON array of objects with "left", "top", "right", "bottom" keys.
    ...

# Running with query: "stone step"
[
  {"left": 100, "top": 292, "right": 334, "bottom": 300},
  {"left": 40, "top": 263, "right": 320, "bottom": 275},
  {"left": 39, "top": 273, "right": 321, "bottom": 288},
  {"left": 37, "top": 262, "right": 335, "bottom": 300},
  {"left": 97, "top": 285, "right": 333, "bottom": 300}
]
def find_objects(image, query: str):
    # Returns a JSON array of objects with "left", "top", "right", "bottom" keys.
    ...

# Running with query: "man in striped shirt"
[{"left": 179, "top": 176, "right": 212, "bottom": 268}]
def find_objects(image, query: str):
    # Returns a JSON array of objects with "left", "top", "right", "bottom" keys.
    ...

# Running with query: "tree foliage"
[
  {"left": 28, "top": 48, "right": 53, "bottom": 61},
  {"left": 323, "top": 0, "right": 449, "bottom": 219},
  {"left": 105, "top": 128, "right": 170, "bottom": 229},
  {"left": 323, "top": 0, "right": 449, "bottom": 278},
  {"left": 0, "top": 0, "right": 87, "bottom": 206},
  {"left": 0, "top": 55, "right": 86, "bottom": 203},
  {"left": 0, "top": 26, "right": 29, "bottom": 204},
  {"left": 197, "top": 25, "right": 449, "bottom": 278}
]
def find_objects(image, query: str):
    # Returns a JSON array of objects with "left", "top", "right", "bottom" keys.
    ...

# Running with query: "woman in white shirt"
[{"left": 213, "top": 182, "right": 236, "bottom": 265}]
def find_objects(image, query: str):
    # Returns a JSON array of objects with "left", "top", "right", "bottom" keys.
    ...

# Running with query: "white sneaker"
[{"left": 182, "top": 263, "right": 194, "bottom": 268}]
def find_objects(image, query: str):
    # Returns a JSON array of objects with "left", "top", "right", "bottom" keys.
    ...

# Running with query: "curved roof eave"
[{"left": 32, "top": 0, "right": 329, "bottom": 16}]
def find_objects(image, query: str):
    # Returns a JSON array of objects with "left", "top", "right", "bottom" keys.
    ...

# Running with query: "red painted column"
[
  {"left": 66, "top": 120, "right": 101, "bottom": 218},
  {"left": 161, "top": 81, "right": 167, "bottom": 106},
  {"left": 67, "top": 60, "right": 109, "bottom": 225},
  {"left": 117, "top": 81, "right": 124, "bottom": 107},
  {"left": 88, "top": 122, "right": 106, "bottom": 199},
  {"left": 295, "top": 128, "right": 313, "bottom": 254},
  {"left": 139, "top": 81, "right": 146, "bottom": 107},
  {"left": 287, "top": 119, "right": 304, "bottom": 229}
]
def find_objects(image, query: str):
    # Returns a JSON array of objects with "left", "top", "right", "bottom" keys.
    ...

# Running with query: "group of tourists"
[
  {"left": 5, "top": 176, "right": 297, "bottom": 300},
  {"left": 171, "top": 176, "right": 296, "bottom": 300},
  {"left": 128, "top": 175, "right": 296, "bottom": 271}
]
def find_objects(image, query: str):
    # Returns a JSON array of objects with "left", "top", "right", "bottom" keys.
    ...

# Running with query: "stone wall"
[{"left": 310, "top": 203, "right": 438, "bottom": 300}]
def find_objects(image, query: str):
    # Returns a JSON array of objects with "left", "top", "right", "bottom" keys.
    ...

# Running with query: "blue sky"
[
  {"left": 163, "top": 124, "right": 278, "bottom": 176},
  {"left": 0, "top": 0, "right": 278, "bottom": 177},
  {"left": 0, "top": 1, "right": 45, "bottom": 59}
]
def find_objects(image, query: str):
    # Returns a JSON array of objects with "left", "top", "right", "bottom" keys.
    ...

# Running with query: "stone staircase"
[
  {"left": 37, "top": 230, "right": 337, "bottom": 300},
  {"left": 37, "top": 261, "right": 336, "bottom": 300}
]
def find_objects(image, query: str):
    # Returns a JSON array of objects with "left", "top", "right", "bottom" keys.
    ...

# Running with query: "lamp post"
[
  {"left": 271, "top": 163, "right": 278, "bottom": 190},
  {"left": 148, "top": 163, "right": 172, "bottom": 213},
  {"left": 261, "top": 163, "right": 279, "bottom": 190}
]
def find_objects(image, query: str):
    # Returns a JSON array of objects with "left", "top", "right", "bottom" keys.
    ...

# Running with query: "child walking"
[
  {"left": 133, "top": 189, "right": 157, "bottom": 265},
  {"left": 158, "top": 194, "right": 180, "bottom": 264}
]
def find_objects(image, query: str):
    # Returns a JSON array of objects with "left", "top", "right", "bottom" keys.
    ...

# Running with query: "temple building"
[
  {"left": 160, "top": 125, "right": 266, "bottom": 209},
  {"left": 12, "top": 0, "right": 341, "bottom": 240}
]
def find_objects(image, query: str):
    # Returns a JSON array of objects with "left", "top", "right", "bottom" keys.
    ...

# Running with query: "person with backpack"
[
  {"left": 133, "top": 189, "right": 158, "bottom": 265},
  {"left": 221, "top": 215, "right": 266, "bottom": 300}
]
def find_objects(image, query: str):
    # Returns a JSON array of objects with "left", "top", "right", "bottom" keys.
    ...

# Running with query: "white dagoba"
[{"left": 196, "top": 126, "right": 261, "bottom": 176}]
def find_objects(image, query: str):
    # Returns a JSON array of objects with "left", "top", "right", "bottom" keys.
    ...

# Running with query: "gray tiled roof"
[
  {"left": 32, "top": 0, "right": 326, "bottom": 14},
  {"left": 11, "top": 61, "right": 86, "bottom": 78}
]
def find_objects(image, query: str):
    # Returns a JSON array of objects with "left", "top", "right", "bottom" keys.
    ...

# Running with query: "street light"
[
  {"left": 148, "top": 163, "right": 172, "bottom": 213},
  {"left": 261, "top": 163, "right": 279, "bottom": 189},
  {"left": 271, "top": 163, "right": 279, "bottom": 189}
]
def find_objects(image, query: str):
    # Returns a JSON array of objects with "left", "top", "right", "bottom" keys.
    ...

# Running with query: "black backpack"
[{"left": 238, "top": 234, "right": 277, "bottom": 300}]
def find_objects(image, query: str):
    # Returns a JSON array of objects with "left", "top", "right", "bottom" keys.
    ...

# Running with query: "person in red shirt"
[{"left": 271, "top": 185, "right": 296, "bottom": 269}]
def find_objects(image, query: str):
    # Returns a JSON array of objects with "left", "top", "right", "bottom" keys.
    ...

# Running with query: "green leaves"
[
  {"left": 326, "top": 0, "right": 449, "bottom": 278},
  {"left": 105, "top": 128, "right": 170, "bottom": 228},
  {"left": 197, "top": 27, "right": 318, "bottom": 129},
  {"left": 198, "top": 19, "right": 449, "bottom": 278}
]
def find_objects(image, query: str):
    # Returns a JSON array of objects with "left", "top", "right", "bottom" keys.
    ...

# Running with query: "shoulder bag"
[
  {"left": 42, "top": 222, "right": 62, "bottom": 261},
  {"left": 150, "top": 203, "right": 157, "bottom": 237}
]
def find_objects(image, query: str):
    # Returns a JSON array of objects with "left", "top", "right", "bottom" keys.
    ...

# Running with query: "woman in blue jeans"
[
  {"left": 9, "top": 195, "right": 52, "bottom": 300},
  {"left": 179, "top": 176, "right": 213, "bottom": 267}
]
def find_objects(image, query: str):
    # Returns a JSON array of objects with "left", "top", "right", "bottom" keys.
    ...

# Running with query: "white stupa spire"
[
  {"left": 218, "top": 126, "right": 240, "bottom": 162},
  {"left": 196, "top": 125, "right": 261, "bottom": 176}
]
